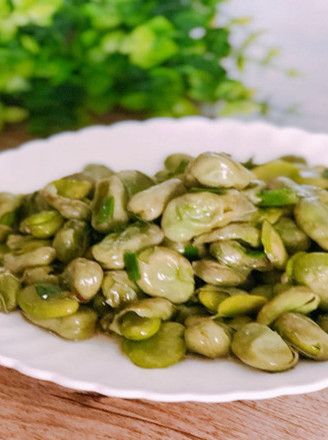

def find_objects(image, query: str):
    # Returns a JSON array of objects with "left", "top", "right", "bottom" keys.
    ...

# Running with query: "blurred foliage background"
[{"left": 0, "top": 0, "right": 270, "bottom": 135}]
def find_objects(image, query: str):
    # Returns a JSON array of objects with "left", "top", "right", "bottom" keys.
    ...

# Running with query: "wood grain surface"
[{"left": 0, "top": 120, "right": 327, "bottom": 440}]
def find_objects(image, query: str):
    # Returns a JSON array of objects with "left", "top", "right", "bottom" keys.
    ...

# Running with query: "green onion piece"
[
  {"left": 183, "top": 246, "right": 199, "bottom": 260},
  {"left": 54, "top": 179, "right": 91, "bottom": 200},
  {"left": 258, "top": 188, "right": 299, "bottom": 207},
  {"left": 124, "top": 252, "right": 141, "bottom": 282},
  {"left": 96, "top": 196, "right": 115, "bottom": 225},
  {"left": 174, "top": 160, "right": 190, "bottom": 175},
  {"left": 242, "top": 157, "right": 257, "bottom": 169},
  {"left": 35, "top": 283, "right": 62, "bottom": 299}
]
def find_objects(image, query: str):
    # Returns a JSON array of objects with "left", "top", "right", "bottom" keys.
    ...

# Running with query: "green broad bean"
[
  {"left": 197, "top": 285, "right": 230, "bottom": 312},
  {"left": 4, "top": 246, "right": 56, "bottom": 274},
  {"left": 185, "top": 319, "right": 231, "bottom": 358},
  {"left": 279, "top": 155, "right": 307, "bottom": 164},
  {"left": 225, "top": 315, "right": 253, "bottom": 331},
  {"left": 19, "top": 192, "right": 51, "bottom": 219},
  {"left": 136, "top": 246, "right": 194, "bottom": 304},
  {"left": 164, "top": 154, "right": 192, "bottom": 174},
  {"left": 91, "top": 175, "right": 129, "bottom": 233},
  {"left": 0, "top": 193, "right": 21, "bottom": 226},
  {"left": 128, "top": 178, "right": 185, "bottom": 221},
  {"left": 317, "top": 314, "right": 328, "bottom": 333},
  {"left": 261, "top": 221, "right": 288, "bottom": 269},
  {"left": 60, "top": 258, "right": 103, "bottom": 302},
  {"left": 18, "top": 284, "right": 79, "bottom": 320},
  {"left": 117, "top": 170, "right": 154, "bottom": 198},
  {"left": 110, "top": 297, "right": 174, "bottom": 336},
  {"left": 184, "top": 152, "right": 254, "bottom": 189},
  {"left": 274, "top": 313, "right": 328, "bottom": 360},
  {"left": 102, "top": 270, "right": 140, "bottom": 308},
  {"left": 250, "top": 285, "right": 274, "bottom": 301},
  {"left": 161, "top": 191, "right": 255, "bottom": 242},
  {"left": 52, "top": 178, "right": 92, "bottom": 200},
  {"left": 122, "top": 322, "right": 186, "bottom": 368},
  {"left": 292, "top": 253, "right": 328, "bottom": 310},
  {"left": 296, "top": 166, "right": 328, "bottom": 188},
  {"left": 210, "top": 240, "right": 271, "bottom": 271},
  {"left": 6, "top": 234, "right": 51, "bottom": 251},
  {"left": 119, "top": 312, "right": 161, "bottom": 341},
  {"left": 280, "top": 251, "right": 306, "bottom": 285},
  {"left": 41, "top": 181, "right": 91, "bottom": 220},
  {"left": 257, "top": 286, "right": 320, "bottom": 326},
  {"left": 0, "top": 272, "right": 21, "bottom": 312},
  {"left": 194, "top": 223, "right": 261, "bottom": 248},
  {"left": 82, "top": 164, "right": 114, "bottom": 181},
  {"left": 22, "top": 266, "right": 58, "bottom": 285},
  {"left": 92, "top": 222, "right": 164, "bottom": 269},
  {"left": 274, "top": 217, "right": 310, "bottom": 253},
  {"left": 20, "top": 210, "right": 64, "bottom": 238},
  {"left": 231, "top": 322, "right": 298, "bottom": 372},
  {"left": 253, "top": 160, "right": 300, "bottom": 182},
  {"left": 217, "top": 294, "right": 267, "bottom": 318},
  {"left": 175, "top": 304, "right": 209, "bottom": 325},
  {"left": 192, "top": 259, "right": 250, "bottom": 286},
  {"left": 154, "top": 154, "right": 191, "bottom": 181},
  {"left": 53, "top": 219, "right": 90, "bottom": 264},
  {"left": 27, "top": 306, "right": 98, "bottom": 341},
  {"left": 294, "top": 197, "right": 328, "bottom": 250}
]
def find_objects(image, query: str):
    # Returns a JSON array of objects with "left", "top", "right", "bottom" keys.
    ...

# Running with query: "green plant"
[{"left": 1, "top": 0, "right": 264, "bottom": 134}]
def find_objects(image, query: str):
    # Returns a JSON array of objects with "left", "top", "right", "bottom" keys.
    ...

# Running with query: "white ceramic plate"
[{"left": 1, "top": 117, "right": 328, "bottom": 403}]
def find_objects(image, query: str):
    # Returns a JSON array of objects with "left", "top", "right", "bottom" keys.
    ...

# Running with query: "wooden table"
[{"left": 0, "top": 121, "right": 327, "bottom": 440}]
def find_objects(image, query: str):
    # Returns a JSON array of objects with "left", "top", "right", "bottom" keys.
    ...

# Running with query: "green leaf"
[
  {"left": 122, "top": 16, "right": 178, "bottom": 69},
  {"left": 172, "top": 10, "right": 211, "bottom": 31},
  {"left": 205, "top": 28, "right": 230, "bottom": 56},
  {"left": 82, "top": 3, "right": 121, "bottom": 29},
  {"left": 96, "top": 196, "right": 115, "bottom": 225},
  {"left": 101, "top": 31, "right": 126, "bottom": 54},
  {"left": 0, "top": 0, "right": 271, "bottom": 134}
]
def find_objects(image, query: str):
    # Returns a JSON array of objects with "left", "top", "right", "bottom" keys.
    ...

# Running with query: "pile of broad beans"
[{"left": 1, "top": 151, "right": 328, "bottom": 371}]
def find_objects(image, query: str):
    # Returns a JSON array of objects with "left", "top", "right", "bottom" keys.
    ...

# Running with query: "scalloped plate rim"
[{"left": 1, "top": 352, "right": 328, "bottom": 402}]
